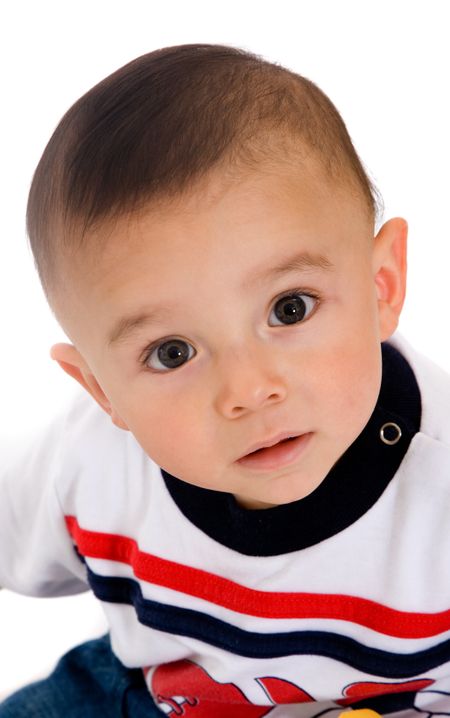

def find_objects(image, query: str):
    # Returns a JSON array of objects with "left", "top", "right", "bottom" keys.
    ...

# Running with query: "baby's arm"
[{"left": 0, "top": 400, "right": 89, "bottom": 597}]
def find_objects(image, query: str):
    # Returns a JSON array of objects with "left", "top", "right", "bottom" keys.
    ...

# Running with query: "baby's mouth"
[
  {"left": 236, "top": 432, "right": 313, "bottom": 471},
  {"left": 238, "top": 431, "right": 304, "bottom": 460},
  {"left": 248, "top": 436, "right": 297, "bottom": 455}
]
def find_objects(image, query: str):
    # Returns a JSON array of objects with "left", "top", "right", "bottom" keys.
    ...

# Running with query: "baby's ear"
[
  {"left": 50, "top": 343, "right": 129, "bottom": 431},
  {"left": 372, "top": 217, "right": 408, "bottom": 341}
]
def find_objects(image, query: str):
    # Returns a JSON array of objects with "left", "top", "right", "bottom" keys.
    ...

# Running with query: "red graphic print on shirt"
[
  {"left": 150, "top": 660, "right": 312, "bottom": 716},
  {"left": 148, "top": 659, "right": 450, "bottom": 716}
]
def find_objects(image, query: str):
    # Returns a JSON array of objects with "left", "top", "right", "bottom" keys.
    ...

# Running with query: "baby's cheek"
[{"left": 316, "top": 366, "right": 377, "bottom": 448}]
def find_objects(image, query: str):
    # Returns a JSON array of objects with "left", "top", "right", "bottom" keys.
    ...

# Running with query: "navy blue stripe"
[{"left": 86, "top": 567, "right": 450, "bottom": 679}]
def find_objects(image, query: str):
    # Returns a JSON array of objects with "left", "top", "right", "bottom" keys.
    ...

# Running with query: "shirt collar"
[{"left": 161, "top": 341, "right": 422, "bottom": 555}]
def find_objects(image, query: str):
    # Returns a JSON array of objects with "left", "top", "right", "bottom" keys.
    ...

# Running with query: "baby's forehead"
[
  {"left": 57, "top": 182, "right": 374, "bottom": 358},
  {"left": 66, "top": 159, "right": 372, "bottom": 297},
  {"left": 89, "top": 183, "right": 362, "bottom": 290},
  {"left": 106, "top": 156, "right": 363, "bottom": 231}
]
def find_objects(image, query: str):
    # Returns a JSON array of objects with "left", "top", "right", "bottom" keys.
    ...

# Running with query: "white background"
[{"left": 1, "top": 0, "right": 449, "bottom": 699}]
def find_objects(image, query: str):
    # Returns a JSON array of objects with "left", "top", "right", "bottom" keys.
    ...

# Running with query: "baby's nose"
[{"left": 213, "top": 349, "right": 288, "bottom": 417}]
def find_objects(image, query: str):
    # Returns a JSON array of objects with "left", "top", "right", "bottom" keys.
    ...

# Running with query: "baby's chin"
[
  {"left": 232, "top": 494, "right": 280, "bottom": 510},
  {"left": 233, "top": 472, "right": 330, "bottom": 510}
]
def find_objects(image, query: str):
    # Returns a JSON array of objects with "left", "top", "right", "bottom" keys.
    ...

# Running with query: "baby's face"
[{"left": 56, "top": 163, "right": 405, "bottom": 509}]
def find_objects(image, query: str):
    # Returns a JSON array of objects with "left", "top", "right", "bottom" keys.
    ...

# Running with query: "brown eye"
[
  {"left": 269, "top": 292, "right": 318, "bottom": 326},
  {"left": 144, "top": 339, "right": 196, "bottom": 371}
]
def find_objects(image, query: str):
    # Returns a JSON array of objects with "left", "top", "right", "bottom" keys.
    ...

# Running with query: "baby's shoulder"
[
  {"left": 54, "top": 388, "right": 160, "bottom": 519},
  {"left": 389, "top": 332, "right": 450, "bottom": 445},
  {"left": 57, "top": 388, "right": 149, "bottom": 481}
]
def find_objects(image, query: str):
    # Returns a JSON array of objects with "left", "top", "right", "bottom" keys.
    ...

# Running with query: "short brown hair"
[{"left": 26, "top": 43, "right": 383, "bottom": 303}]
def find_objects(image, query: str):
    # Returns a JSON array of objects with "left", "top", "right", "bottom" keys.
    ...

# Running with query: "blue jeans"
[{"left": 0, "top": 635, "right": 164, "bottom": 717}]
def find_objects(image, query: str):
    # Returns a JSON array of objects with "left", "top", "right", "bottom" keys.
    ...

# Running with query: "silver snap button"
[{"left": 380, "top": 422, "right": 402, "bottom": 445}]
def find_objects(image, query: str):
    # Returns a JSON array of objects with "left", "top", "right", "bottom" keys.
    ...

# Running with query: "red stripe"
[{"left": 65, "top": 515, "right": 450, "bottom": 639}]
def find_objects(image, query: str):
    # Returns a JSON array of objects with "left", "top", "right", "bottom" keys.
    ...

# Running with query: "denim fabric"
[{"left": 0, "top": 635, "right": 164, "bottom": 717}]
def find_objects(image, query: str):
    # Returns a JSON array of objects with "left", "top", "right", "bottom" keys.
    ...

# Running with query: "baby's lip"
[{"left": 236, "top": 430, "right": 305, "bottom": 461}]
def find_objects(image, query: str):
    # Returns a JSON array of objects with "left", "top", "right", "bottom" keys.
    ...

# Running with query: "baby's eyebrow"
[
  {"left": 108, "top": 308, "right": 169, "bottom": 348},
  {"left": 242, "top": 249, "right": 334, "bottom": 290},
  {"left": 107, "top": 249, "right": 334, "bottom": 347}
]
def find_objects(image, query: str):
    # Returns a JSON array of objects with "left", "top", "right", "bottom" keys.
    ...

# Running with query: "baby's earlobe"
[{"left": 110, "top": 409, "right": 130, "bottom": 431}]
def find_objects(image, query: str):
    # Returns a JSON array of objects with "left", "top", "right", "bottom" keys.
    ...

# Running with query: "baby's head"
[{"left": 27, "top": 44, "right": 407, "bottom": 509}]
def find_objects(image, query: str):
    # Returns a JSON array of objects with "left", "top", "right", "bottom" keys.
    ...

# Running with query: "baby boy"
[{"left": 1, "top": 43, "right": 450, "bottom": 717}]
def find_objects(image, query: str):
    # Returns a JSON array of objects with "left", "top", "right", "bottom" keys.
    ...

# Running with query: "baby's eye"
[
  {"left": 143, "top": 338, "right": 196, "bottom": 372},
  {"left": 142, "top": 291, "right": 319, "bottom": 373},
  {"left": 268, "top": 291, "right": 319, "bottom": 326}
]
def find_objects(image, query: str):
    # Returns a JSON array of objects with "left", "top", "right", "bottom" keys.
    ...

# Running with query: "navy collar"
[{"left": 161, "top": 342, "right": 422, "bottom": 556}]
